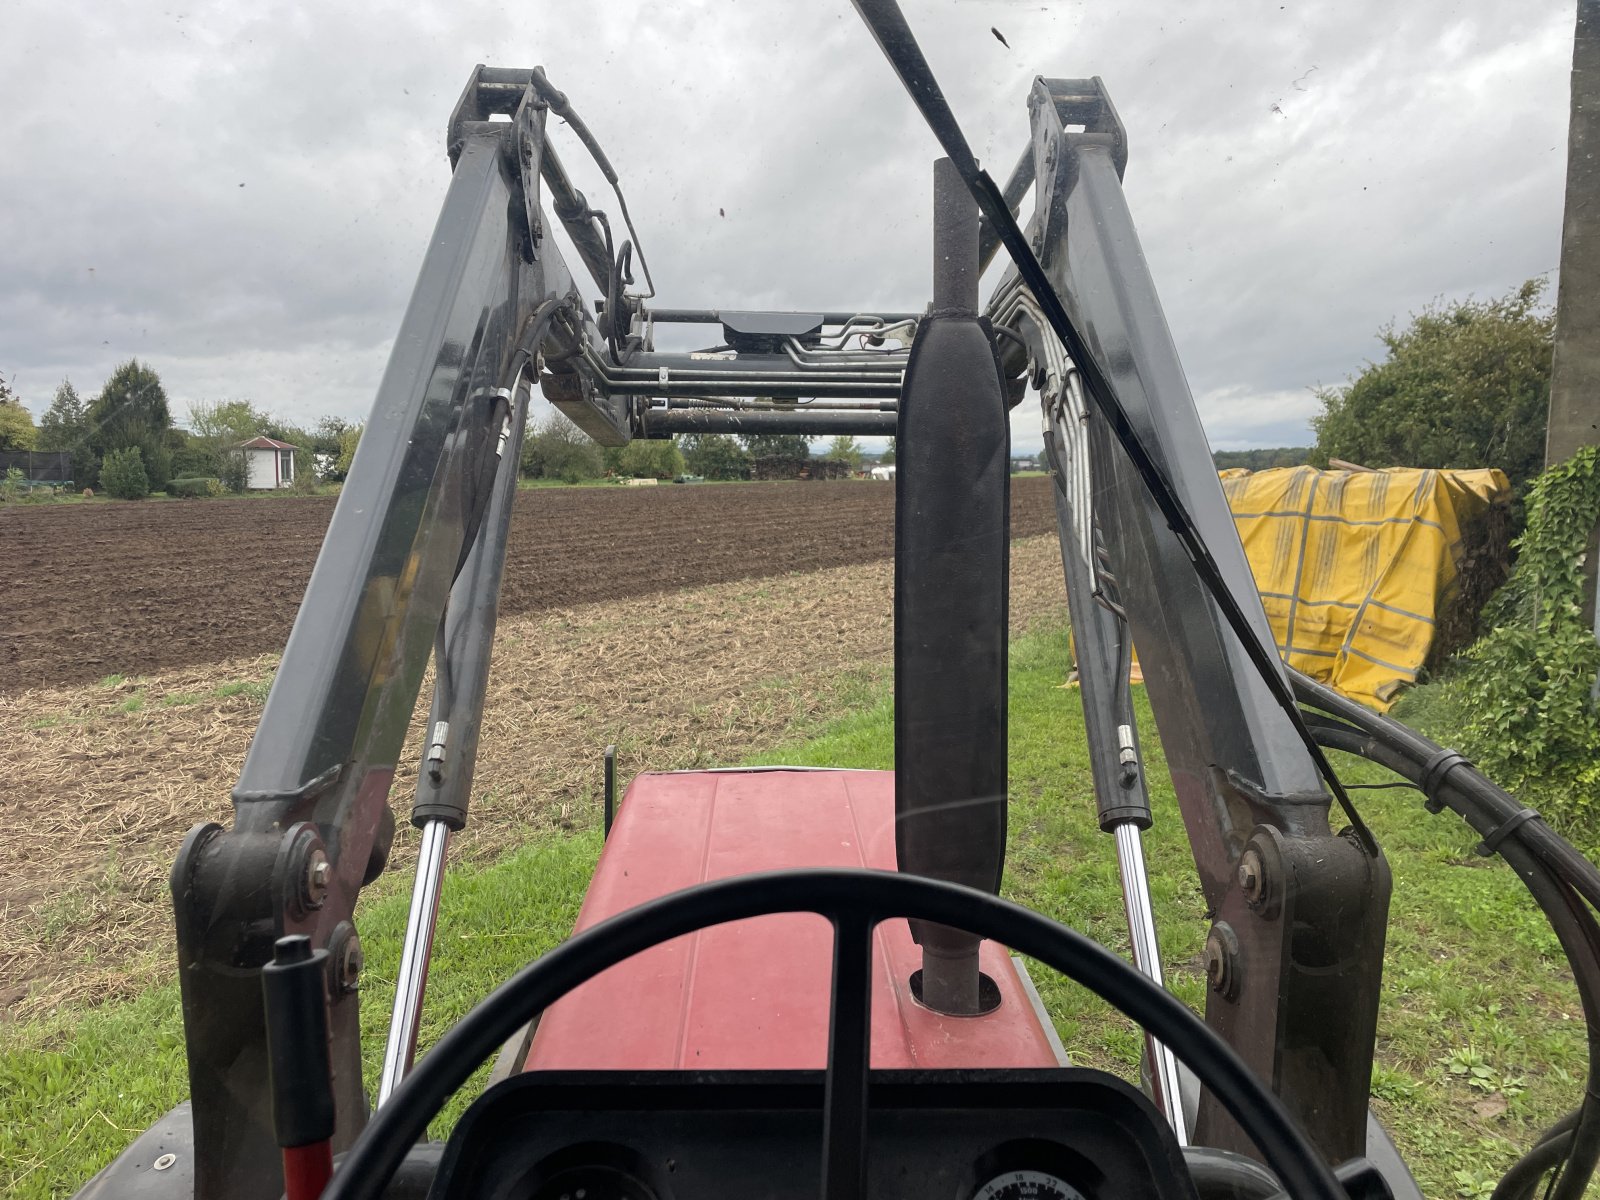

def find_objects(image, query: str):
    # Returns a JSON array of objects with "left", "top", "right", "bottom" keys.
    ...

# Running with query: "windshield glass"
[{"left": 0, "top": 5, "right": 1588, "bottom": 1200}]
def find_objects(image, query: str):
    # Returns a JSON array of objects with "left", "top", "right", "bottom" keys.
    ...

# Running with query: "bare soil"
[
  {"left": 0, "top": 478, "right": 1058, "bottom": 693},
  {"left": 0, "top": 534, "right": 1068, "bottom": 1019}
]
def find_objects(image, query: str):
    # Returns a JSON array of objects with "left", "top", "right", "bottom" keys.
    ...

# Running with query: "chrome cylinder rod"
[
  {"left": 1114, "top": 820, "right": 1190, "bottom": 1145},
  {"left": 377, "top": 819, "right": 451, "bottom": 1106}
]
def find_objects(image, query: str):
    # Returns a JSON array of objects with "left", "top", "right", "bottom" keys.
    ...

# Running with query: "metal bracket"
[
  {"left": 446, "top": 66, "right": 549, "bottom": 265},
  {"left": 540, "top": 367, "right": 631, "bottom": 446},
  {"left": 1026, "top": 76, "right": 1129, "bottom": 267}
]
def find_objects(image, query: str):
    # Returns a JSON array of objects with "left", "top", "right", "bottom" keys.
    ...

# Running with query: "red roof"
[{"left": 237, "top": 436, "right": 298, "bottom": 450}]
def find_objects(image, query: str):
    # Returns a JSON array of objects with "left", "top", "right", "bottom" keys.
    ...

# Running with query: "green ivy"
[{"left": 1459, "top": 447, "right": 1600, "bottom": 835}]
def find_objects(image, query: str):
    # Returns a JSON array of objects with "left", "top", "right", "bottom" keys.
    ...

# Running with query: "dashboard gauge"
[
  {"left": 529, "top": 1164, "right": 657, "bottom": 1200},
  {"left": 972, "top": 1170, "right": 1090, "bottom": 1200}
]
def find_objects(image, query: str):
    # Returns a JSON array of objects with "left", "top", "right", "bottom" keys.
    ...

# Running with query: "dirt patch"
[
  {"left": 0, "top": 478, "right": 1059, "bottom": 693},
  {"left": 0, "top": 535, "right": 1067, "bottom": 1019}
]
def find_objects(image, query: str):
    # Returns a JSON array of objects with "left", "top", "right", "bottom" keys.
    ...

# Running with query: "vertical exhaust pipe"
[{"left": 895, "top": 157, "right": 1011, "bottom": 1015}]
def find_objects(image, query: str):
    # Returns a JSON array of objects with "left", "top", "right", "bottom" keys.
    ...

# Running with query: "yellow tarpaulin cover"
[{"left": 1219, "top": 465, "right": 1510, "bottom": 711}]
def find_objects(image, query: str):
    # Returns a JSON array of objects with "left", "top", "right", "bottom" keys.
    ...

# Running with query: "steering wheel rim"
[{"left": 323, "top": 868, "right": 1345, "bottom": 1200}]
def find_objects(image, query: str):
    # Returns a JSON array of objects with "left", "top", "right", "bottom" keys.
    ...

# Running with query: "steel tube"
[
  {"left": 647, "top": 307, "right": 920, "bottom": 325},
  {"left": 783, "top": 341, "right": 908, "bottom": 369},
  {"left": 978, "top": 141, "right": 1037, "bottom": 274},
  {"left": 580, "top": 348, "right": 904, "bottom": 399},
  {"left": 641, "top": 408, "right": 896, "bottom": 436},
  {"left": 377, "top": 820, "right": 452, "bottom": 1106},
  {"left": 607, "top": 379, "right": 901, "bottom": 398},
  {"left": 933, "top": 156, "right": 979, "bottom": 312},
  {"left": 659, "top": 396, "right": 894, "bottom": 411},
  {"left": 539, "top": 140, "right": 613, "bottom": 296},
  {"left": 594, "top": 350, "right": 903, "bottom": 384},
  {"left": 1114, "top": 821, "right": 1190, "bottom": 1145}
]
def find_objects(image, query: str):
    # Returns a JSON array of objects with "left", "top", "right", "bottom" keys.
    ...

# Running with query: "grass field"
[{"left": 1, "top": 624, "right": 1589, "bottom": 1199}]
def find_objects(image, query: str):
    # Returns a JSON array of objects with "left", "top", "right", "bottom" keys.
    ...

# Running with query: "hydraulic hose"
[{"left": 1302, "top": 707, "right": 1600, "bottom": 1200}]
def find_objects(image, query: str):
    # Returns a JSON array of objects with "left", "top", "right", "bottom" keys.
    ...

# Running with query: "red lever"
[{"left": 282, "top": 1141, "right": 334, "bottom": 1200}]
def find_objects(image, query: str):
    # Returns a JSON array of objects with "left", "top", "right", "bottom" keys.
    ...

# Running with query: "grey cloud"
[{"left": 0, "top": 0, "right": 1574, "bottom": 453}]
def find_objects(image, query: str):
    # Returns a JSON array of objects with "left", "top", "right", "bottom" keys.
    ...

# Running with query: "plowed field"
[{"left": 1, "top": 478, "right": 1056, "bottom": 691}]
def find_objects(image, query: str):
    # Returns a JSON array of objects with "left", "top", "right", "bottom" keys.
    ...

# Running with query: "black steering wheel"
[{"left": 322, "top": 868, "right": 1347, "bottom": 1200}]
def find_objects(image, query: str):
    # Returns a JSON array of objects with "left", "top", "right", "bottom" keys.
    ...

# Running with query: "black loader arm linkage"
[
  {"left": 988, "top": 77, "right": 1391, "bottom": 1164},
  {"left": 167, "top": 68, "right": 627, "bottom": 1199},
  {"left": 134, "top": 61, "right": 1404, "bottom": 1200}
]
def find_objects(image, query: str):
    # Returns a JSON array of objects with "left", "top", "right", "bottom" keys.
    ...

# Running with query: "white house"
[
  {"left": 869, "top": 463, "right": 896, "bottom": 481},
  {"left": 239, "top": 436, "right": 298, "bottom": 489}
]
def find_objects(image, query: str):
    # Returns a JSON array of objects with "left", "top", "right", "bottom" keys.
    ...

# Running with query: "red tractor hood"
[{"left": 525, "top": 768, "right": 1062, "bottom": 1072}]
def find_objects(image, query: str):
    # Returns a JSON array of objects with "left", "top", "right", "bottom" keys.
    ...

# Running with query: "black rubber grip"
[{"left": 261, "top": 935, "right": 335, "bottom": 1149}]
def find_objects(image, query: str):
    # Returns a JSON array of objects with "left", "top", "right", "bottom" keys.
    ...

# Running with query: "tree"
[
  {"left": 38, "top": 379, "right": 86, "bottom": 448},
  {"left": 335, "top": 423, "right": 362, "bottom": 480},
  {"left": 188, "top": 399, "right": 266, "bottom": 492},
  {"left": 0, "top": 375, "right": 38, "bottom": 451},
  {"left": 826, "top": 435, "right": 864, "bottom": 469},
  {"left": 740, "top": 433, "right": 810, "bottom": 461},
  {"left": 1311, "top": 280, "right": 1554, "bottom": 492},
  {"left": 37, "top": 379, "right": 96, "bottom": 484},
  {"left": 879, "top": 438, "right": 896, "bottom": 465},
  {"left": 1212, "top": 447, "right": 1311, "bottom": 471},
  {"left": 90, "top": 360, "right": 174, "bottom": 488},
  {"left": 681, "top": 433, "right": 750, "bottom": 480},
  {"left": 522, "top": 411, "right": 604, "bottom": 483},
  {"left": 617, "top": 438, "right": 685, "bottom": 479},
  {"left": 311, "top": 416, "right": 352, "bottom": 456},
  {"left": 313, "top": 416, "right": 357, "bottom": 481},
  {"left": 100, "top": 445, "right": 150, "bottom": 499},
  {"left": 168, "top": 429, "right": 218, "bottom": 481}
]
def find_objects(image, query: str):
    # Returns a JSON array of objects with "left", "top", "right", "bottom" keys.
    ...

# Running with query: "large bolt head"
[
  {"left": 1237, "top": 848, "right": 1267, "bottom": 905},
  {"left": 1204, "top": 935, "right": 1226, "bottom": 989},
  {"left": 1204, "top": 923, "right": 1241, "bottom": 999},
  {"left": 302, "top": 848, "right": 331, "bottom": 909},
  {"left": 338, "top": 933, "right": 363, "bottom": 994}
]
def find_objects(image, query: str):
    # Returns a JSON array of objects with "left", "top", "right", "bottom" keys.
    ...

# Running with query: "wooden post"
[{"left": 1548, "top": 0, "right": 1600, "bottom": 626}]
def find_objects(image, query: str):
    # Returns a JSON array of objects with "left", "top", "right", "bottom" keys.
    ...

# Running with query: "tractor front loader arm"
[
  {"left": 993, "top": 78, "right": 1393, "bottom": 1167},
  {"left": 147, "top": 68, "right": 611, "bottom": 1200}
]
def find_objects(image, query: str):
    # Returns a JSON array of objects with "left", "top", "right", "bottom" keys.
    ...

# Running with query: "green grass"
[
  {"left": 0, "top": 836, "right": 599, "bottom": 1197},
  {"left": 2, "top": 623, "right": 1590, "bottom": 1198},
  {"left": 19, "top": 486, "right": 343, "bottom": 506},
  {"left": 516, "top": 477, "right": 620, "bottom": 489},
  {"left": 212, "top": 678, "right": 272, "bottom": 703}
]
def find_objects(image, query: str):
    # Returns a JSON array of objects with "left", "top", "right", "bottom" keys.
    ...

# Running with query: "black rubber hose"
[
  {"left": 1492, "top": 1131, "right": 1574, "bottom": 1200},
  {"left": 528, "top": 67, "right": 655, "bottom": 298},
  {"left": 429, "top": 300, "right": 558, "bottom": 744},
  {"left": 1308, "top": 713, "right": 1600, "bottom": 1199},
  {"left": 1497, "top": 852, "right": 1600, "bottom": 1200},
  {"left": 1487, "top": 1106, "right": 1582, "bottom": 1200},
  {"left": 1293, "top": 670, "right": 1600, "bottom": 910}
]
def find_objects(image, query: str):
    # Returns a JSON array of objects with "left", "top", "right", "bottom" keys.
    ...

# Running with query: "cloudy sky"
[{"left": 0, "top": 0, "right": 1576, "bottom": 454}]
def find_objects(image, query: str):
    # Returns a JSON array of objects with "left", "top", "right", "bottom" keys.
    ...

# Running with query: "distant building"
[
  {"left": 239, "top": 436, "right": 298, "bottom": 489},
  {"left": 869, "top": 464, "right": 896, "bottom": 481},
  {"left": 1010, "top": 456, "right": 1039, "bottom": 473}
]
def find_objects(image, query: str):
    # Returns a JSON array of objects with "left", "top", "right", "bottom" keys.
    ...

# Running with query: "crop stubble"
[{"left": 0, "top": 481, "right": 1066, "bottom": 1017}]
